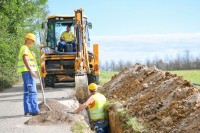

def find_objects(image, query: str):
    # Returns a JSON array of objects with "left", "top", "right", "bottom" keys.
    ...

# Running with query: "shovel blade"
[{"left": 75, "top": 74, "right": 89, "bottom": 104}]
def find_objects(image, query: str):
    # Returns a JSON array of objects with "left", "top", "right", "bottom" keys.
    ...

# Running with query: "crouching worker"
[{"left": 74, "top": 83, "right": 109, "bottom": 133}]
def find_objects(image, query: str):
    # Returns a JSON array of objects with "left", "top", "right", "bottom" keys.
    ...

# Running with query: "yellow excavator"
[{"left": 40, "top": 9, "right": 99, "bottom": 103}]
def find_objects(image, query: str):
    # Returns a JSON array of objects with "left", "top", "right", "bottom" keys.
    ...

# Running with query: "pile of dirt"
[
  {"left": 103, "top": 64, "right": 200, "bottom": 132},
  {"left": 25, "top": 110, "right": 74, "bottom": 125},
  {"left": 25, "top": 98, "right": 92, "bottom": 132},
  {"left": 25, "top": 99, "right": 75, "bottom": 125},
  {"left": 38, "top": 99, "right": 69, "bottom": 112}
]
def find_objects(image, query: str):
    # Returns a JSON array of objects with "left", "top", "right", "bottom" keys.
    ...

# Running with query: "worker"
[
  {"left": 17, "top": 33, "right": 40, "bottom": 116},
  {"left": 74, "top": 83, "right": 109, "bottom": 133},
  {"left": 58, "top": 26, "right": 76, "bottom": 52}
]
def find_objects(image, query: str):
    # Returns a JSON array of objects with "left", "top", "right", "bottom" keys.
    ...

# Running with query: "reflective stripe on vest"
[
  {"left": 90, "top": 108, "right": 104, "bottom": 114},
  {"left": 17, "top": 45, "right": 37, "bottom": 73},
  {"left": 89, "top": 108, "right": 105, "bottom": 120},
  {"left": 88, "top": 93, "right": 106, "bottom": 121},
  {"left": 17, "top": 64, "right": 36, "bottom": 68}
]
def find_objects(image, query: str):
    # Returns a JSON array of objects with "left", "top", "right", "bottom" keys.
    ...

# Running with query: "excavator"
[{"left": 40, "top": 9, "right": 99, "bottom": 103}]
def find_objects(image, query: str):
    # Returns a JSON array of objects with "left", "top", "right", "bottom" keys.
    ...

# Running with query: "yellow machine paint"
[{"left": 40, "top": 9, "right": 99, "bottom": 102}]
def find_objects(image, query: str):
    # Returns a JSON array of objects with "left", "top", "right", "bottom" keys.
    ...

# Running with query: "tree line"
[
  {"left": 0, "top": 0, "right": 48, "bottom": 89},
  {"left": 101, "top": 50, "right": 200, "bottom": 71}
]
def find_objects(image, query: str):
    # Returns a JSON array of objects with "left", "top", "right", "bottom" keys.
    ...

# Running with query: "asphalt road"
[{"left": 0, "top": 81, "right": 80, "bottom": 133}]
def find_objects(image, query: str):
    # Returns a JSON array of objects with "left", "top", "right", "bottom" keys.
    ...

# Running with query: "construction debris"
[{"left": 103, "top": 64, "right": 200, "bottom": 133}]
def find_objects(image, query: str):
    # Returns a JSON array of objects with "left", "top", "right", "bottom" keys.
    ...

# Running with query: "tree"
[
  {"left": 117, "top": 60, "right": 125, "bottom": 71},
  {"left": 0, "top": 0, "right": 48, "bottom": 89},
  {"left": 110, "top": 60, "right": 116, "bottom": 71},
  {"left": 104, "top": 61, "right": 110, "bottom": 71}
]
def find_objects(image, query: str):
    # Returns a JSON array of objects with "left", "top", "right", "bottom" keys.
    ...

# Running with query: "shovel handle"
[{"left": 34, "top": 58, "right": 46, "bottom": 104}]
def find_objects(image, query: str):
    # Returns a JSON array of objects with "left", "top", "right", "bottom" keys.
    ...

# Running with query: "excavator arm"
[{"left": 74, "top": 8, "right": 90, "bottom": 103}]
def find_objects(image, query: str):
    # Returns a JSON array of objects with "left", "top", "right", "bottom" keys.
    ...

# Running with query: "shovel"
[{"left": 34, "top": 57, "right": 51, "bottom": 110}]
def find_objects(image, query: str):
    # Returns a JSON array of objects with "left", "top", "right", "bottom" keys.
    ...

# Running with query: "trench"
[{"left": 25, "top": 64, "right": 200, "bottom": 133}]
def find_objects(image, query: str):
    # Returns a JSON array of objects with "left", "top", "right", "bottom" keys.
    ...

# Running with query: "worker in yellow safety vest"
[
  {"left": 74, "top": 83, "right": 109, "bottom": 133},
  {"left": 58, "top": 26, "right": 76, "bottom": 52},
  {"left": 17, "top": 33, "right": 40, "bottom": 116}
]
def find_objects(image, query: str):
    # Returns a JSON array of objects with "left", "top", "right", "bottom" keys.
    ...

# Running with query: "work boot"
[
  {"left": 32, "top": 112, "right": 41, "bottom": 116},
  {"left": 24, "top": 112, "right": 32, "bottom": 117}
]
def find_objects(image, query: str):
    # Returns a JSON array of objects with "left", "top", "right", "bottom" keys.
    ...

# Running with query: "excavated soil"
[
  {"left": 38, "top": 99, "right": 69, "bottom": 113},
  {"left": 25, "top": 99, "right": 72, "bottom": 125},
  {"left": 103, "top": 64, "right": 200, "bottom": 133},
  {"left": 25, "top": 99, "right": 89, "bottom": 128}
]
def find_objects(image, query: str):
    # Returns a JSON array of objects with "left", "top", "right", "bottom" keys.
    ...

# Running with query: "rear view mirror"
[{"left": 88, "top": 22, "right": 92, "bottom": 29}]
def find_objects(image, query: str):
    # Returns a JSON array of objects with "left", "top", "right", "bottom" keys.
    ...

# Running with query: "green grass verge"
[
  {"left": 99, "top": 70, "right": 200, "bottom": 86},
  {"left": 99, "top": 71, "right": 119, "bottom": 86},
  {"left": 169, "top": 70, "right": 200, "bottom": 84}
]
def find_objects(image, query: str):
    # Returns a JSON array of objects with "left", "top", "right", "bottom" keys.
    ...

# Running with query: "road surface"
[{"left": 0, "top": 81, "right": 84, "bottom": 133}]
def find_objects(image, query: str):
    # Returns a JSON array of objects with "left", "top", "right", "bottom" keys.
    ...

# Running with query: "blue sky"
[{"left": 48, "top": 0, "right": 200, "bottom": 63}]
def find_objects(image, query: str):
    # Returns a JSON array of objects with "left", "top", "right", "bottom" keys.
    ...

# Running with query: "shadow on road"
[
  {"left": 0, "top": 82, "right": 75, "bottom": 93},
  {"left": 0, "top": 96, "right": 75, "bottom": 102},
  {"left": 0, "top": 94, "right": 23, "bottom": 98},
  {"left": 0, "top": 115, "right": 24, "bottom": 119}
]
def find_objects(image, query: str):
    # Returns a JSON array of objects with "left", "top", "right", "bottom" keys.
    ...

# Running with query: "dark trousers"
[
  {"left": 58, "top": 41, "right": 76, "bottom": 52},
  {"left": 92, "top": 120, "right": 109, "bottom": 133}
]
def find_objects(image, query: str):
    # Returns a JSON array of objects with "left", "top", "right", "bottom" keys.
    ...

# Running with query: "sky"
[{"left": 48, "top": 0, "right": 200, "bottom": 63}]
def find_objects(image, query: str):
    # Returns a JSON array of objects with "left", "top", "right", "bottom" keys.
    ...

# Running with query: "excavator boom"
[{"left": 74, "top": 9, "right": 89, "bottom": 103}]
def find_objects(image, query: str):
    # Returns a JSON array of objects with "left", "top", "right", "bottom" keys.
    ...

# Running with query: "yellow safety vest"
[
  {"left": 17, "top": 45, "right": 37, "bottom": 73},
  {"left": 88, "top": 93, "right": 107, "bottom": 121}
]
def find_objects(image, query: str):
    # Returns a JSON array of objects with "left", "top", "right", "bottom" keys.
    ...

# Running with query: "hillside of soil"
[{"left": 103, "top": 64, "right": 200, "bottom": 133}]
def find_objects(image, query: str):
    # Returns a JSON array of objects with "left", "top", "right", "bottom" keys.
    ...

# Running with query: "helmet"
[
  {"left": 25, "top": 33, "right": 36, "bottom": 42},
  {"left": 88, "top": 83, "right": 98, "bottom": 91}
]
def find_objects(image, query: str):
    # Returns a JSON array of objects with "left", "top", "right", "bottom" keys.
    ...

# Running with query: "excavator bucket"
[{"left": 75, "top": 74, "right": 89, "bottom": 104}]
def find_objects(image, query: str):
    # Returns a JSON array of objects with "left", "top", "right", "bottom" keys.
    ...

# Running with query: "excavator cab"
[{"left": 40, "top": 9, "right": 99, "bottom": 103}]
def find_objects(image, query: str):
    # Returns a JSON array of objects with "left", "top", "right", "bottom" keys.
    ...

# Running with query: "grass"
[
  {"left": 116, "top": 107, "right": 146, "bottom": 132},
  {"left": 126, "top": 117, "right": 146, "bottom": 132},
  {"left": 116, "top": 108, "right": 129, "bottom": 117},
  {"left": 99, "top": 71, "right": 119, "bottom": 86},
  {"left": 169, "top": 70, "right": 200, "bottom": 84},
  {"left": 71, "top": 122, "right": 87, "bottom": 133},
  {"left": 99, "top": 70, "right": 200, "bottom": 86}
]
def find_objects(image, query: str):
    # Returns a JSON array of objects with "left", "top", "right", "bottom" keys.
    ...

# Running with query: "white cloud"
[
  {"left": 91, "top": 33, "right": 200, "bottom": 43},
  {"left": 89, "top": 33, "right": 200, "bottom": 63}
]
